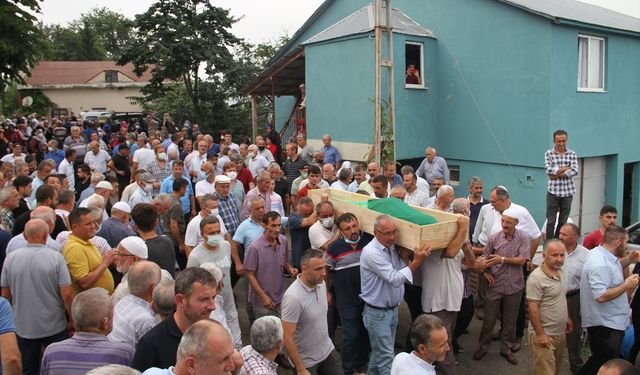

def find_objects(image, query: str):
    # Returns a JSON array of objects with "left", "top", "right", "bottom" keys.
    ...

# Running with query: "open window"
[
  {"left": 405, "top": 42, "right": 425, "bottom": 88},
  {"left": 577, "top": 35, "right": 605, "bottom": 92}
]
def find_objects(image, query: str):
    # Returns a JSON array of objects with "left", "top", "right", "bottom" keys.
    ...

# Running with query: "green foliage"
[
  {"left": 365, "top": 99, "right": 395, "bottom": 163},
  {"left": 41, "top": 7, "right": 131, "bottom": 61},
  {"left": 2, "top": 84, "right": 56, "bottom": 117},
  {"left": 118, "top": 0, "right": 241, "bottom": 131},
  {"left": 0, "top": 0, "right": 46, "bottom": 90}
]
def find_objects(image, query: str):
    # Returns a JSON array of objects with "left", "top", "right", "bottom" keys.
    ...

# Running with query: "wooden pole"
[
  {"left": 386, "top": 0, "right": 396, "bottom": 163},
  {"left": 251, "top": 95, "right": 258, "bottom": 141},
  {"left": 374, "top": 0, "right": 382, "bottom": 164}
]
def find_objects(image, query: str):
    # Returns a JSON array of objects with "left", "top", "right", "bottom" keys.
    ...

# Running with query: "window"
[
  {"left": 577, "top": 35, "right": 605, "bottom": 91},
  {"left": 105, "top": 70, "right": 118, "bottom": 83},
  {"left": 448, "top": 165, "right": 460, "bottom": 187},
  {"left": 405, "top": 42, "right": 425, "bottom": 88}
]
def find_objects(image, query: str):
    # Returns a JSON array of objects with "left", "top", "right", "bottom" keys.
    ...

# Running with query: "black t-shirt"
[
  {"left": 327, "top": 233, "right": 373, "bottom": 309},
  {"left": 145, "top": 235, "right": 176, "bottom": 278},
  {"left": 132, "top": 312, "right": 182, "bottom": 371},
  {"left": 112, "top": 153, "right": 131, "bottom": 182},
  {"left": 288, "top": 214, "right": 311, "bottom": 268},
  {"left": 13, "top": 210, "right": 67, "bottom": 238}
]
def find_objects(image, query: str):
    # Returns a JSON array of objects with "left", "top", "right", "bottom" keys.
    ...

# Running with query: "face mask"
[
  {"left": 208, "top": 208, "right": 219, "bottom": 217},
  {"left": 207, "top": 234, "right": 222, "bottom": 247},
  {"left": 344, "top": 234, "right": 361, "bottom": 245},
  {"left": 301, "top": 172, "right": 308, "bottom": 179},
  {"left": 126, "top": 141, "right": 132, "bottom": 146},
  {"left": 199, "top": 171, "right": 207, "bottom": 180},
  {"left": 47, "top": 147, "right": 53, "bottom": 152},
  {"left": 320, "top": 217, "right": 334, "bottom": 229},
  {"left": 248, "top": 152, "right": 256, "bottom": 159},
  {"left": 258, "top": 146, "right": 265, "bottom": 151},
  {"left": 226, "top": 171, "right": 237, "bottom": 180},
  {"left": 142, "top": 184, "right": 153, "bottom": 193},
  {"left": 158, "top": 152, "right": 168, "bottom": 161}
]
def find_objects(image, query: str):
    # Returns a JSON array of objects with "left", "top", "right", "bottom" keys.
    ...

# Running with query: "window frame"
[
  {"left": 577, "top": 34, "right": 606, "bottom": 93},
  {"left": 105, "top": 70, "right": 119, "bottom": 83},
  {"left": 405, "top": 41, "right": 426, "bottom": 89}
]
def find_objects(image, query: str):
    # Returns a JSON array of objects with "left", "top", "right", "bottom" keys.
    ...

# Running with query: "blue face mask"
[
  {"left": 207, "top": 234, "right": 223, "bottom": 247},
  {"left": 199, "top": 171, "right": 208, "bottom": 180},
  {"left": 344, "top": 234, "right": 361, "bottom": 245}
]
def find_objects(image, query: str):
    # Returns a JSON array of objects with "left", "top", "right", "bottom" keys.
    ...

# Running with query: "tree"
[
  {"left": 72, "top": 7, "right": 132, "bottom": 59},
  {"left": 0, "top": 0, "right": 46, "bottom": 108},
  {"left": 118, "top": 0, "right": 241, "bottom": 130}
]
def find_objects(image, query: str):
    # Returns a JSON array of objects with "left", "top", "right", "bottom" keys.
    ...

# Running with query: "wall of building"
[{"left": 42, "top": 87, "right": 142, "bottom": 114}]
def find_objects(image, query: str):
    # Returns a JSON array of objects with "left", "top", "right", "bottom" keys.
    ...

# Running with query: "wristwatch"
[{"left": 501, "top": 256, "right": 505, "bottom": 264}]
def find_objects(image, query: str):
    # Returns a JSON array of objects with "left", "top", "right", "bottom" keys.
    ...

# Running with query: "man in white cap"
[
  {"left": 79, "top": 181, "right": 113, "bottom": 220},
  {"left": 97, "top": 202, "right": 134, "bottom": 248},
  {"left": 129, "top": 172, "right": 157, "bottom": 209},
  {"left": 473, "top": 207, "right": 531, "bottom": 365},
  {"left": 111, "top": 236, "right": 150, "bottom": 303},
  {"left": 108, "top": 260, "right": 162, "bottom": 348}
]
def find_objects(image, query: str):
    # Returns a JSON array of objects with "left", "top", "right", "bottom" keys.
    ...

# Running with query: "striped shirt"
[
  {"left": 40, "top": 332, "right": 134, "bottom": 375},
  {"left": 108, "top": 294, "right": 158, "bottom": 348},
  {"left": 214, "top": 192, "right": 240, "bottom": 234},
  {"left": 544, "top": 147, "right": 579, "bottom": 197},
  {"left": 283, "top": 157, "right": 306, "bottom": 192}
]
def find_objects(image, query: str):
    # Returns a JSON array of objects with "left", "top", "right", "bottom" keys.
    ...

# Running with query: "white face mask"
[
  {"left": 226, "top": 171, "right": 237, "bottom": 180},
  {"left": 208, "top": 208, "right": 219, "bottom": 217},
  {"left": 157, "top": 152, "right": 168, "bottom": 161},
  {"left": 248, "top": 152, "right": 256, "bottom": 159},
  {"left": 207, "top": 234, "right": 222, "bottom": 247},
  {"left": 142, "top": 183, "right": 153, "bottom": 193},
  {"left": 320, "top": 217, "right": 334, "bottom": 229}
]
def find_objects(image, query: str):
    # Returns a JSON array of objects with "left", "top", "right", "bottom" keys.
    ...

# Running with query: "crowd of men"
[{"left": 0, "top": 112, "right": 637, "bottom": 375}]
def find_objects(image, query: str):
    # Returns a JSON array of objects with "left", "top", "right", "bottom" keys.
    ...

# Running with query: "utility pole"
[{"left": 374, "top": 0, "right": 396, "bottom": 164}]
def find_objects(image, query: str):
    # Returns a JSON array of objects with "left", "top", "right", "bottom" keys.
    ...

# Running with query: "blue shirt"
[
  {"left": 322, "top": 145, "right": 341, "bottom": 166},
  {"left": 580, "top": 245, "right": 629, "bottom": 331},
  {"left": 112, "top": 144, "right": 121, "bottom": 157},
  {"left": 0, "top": 297, "right": 15, "bottom": 334},
  {"left": 416, "top": 156, "right": 450, "bottom": 185},
  {"left": 45, "top": 150, "right": 65, "bottom": 168},
  {"left": 159, "top": 176, "right": 193, "bottom": 215},
  {"left": 232, "top": 218, "right": 264, "bottom": 249},
  {"left": 360, "top": 237, "right": 413, "bottom": 308}
]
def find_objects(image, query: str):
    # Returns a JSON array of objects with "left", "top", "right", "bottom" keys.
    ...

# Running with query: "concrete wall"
[{"left": 42, "top": 87, "right": 143, "bottom": 114}]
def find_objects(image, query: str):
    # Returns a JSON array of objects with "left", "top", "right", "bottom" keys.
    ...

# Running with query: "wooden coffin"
[{"left": 308, "top": 188, "right": 464, "bottom": 250}]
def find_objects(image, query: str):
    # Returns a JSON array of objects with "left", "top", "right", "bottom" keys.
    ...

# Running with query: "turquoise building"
[{"left": 244, "top": 0, "right": 640, "bottom": 232}]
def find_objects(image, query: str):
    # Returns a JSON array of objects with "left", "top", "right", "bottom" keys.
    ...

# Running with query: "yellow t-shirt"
[{"left": 63, "top": 234, "right": 114, "bottom": 294}]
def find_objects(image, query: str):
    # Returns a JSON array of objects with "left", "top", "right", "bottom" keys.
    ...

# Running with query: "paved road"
[{"left": 232, "top": 279, "right": 574, "bottom": 374}]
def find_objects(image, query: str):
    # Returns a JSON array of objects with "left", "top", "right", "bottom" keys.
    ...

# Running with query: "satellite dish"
[{"left": 22, "top": 96, "right": 33, "bottom": 107}]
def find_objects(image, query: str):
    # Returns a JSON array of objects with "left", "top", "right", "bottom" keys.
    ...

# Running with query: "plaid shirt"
[
  {"left": 483, "top": 229, "right": 531, "bottom": 295},
  {"left": 214, "top": 191, "right": 240, "bottom": 234},
  {"left": 146, "top": 160, "right": 172, "bottom": 197},
  {"left": 239, "top": 345, "right": 278, "bottom": 375},
  {"left": 545, "top": 147, "right": 578, "bottom": 197},
  {"left": 0, "top": 208, "right": 13, "bottom": 233}
]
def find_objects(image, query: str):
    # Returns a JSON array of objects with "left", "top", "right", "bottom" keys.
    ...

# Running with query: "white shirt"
[
  {"left": 308, "top": 221, "right": 337, "bottom": 251},
  {"left": 184, "top": 214, "right": 227, "bottom": 248},
  {"left": 167, "top": 143, "right": 179, "bottom": 158},
  {"left": 330, "top": 180, "right": 349, "bottom": 191},
  {"left": 120, "top": 182, "right": 139, "bottom": 204},
  {"left": 257, "top": 148, "right": 275, "bottom": 162},
  {"left": 6, "top": 234, "right": 62, "bottom": 254},
  {"left": 186, "top": 153, "right": 207, "bottom": 182},
  {"left": 489, "top": 202, "right": 541, "bottom": 240},
  {"left": 562, "top": 244, "right": 588, "bottom": 292},
  {"left": 84, "top": 150, "right": 111, "bottom": 174},
  {"left": 472, "top": 204, "right": 494, "bottom": 245},
  {"left": 248, "top": 155, "right": 270, "bottom": 178},
  {"left": 421, "top": 249, "right": 464, "bottom": 312},
  {"left": 129, "top": 187, "right": 153, "bottom": 209},
  {"left": 133, "top": 148, "right": 156, "bottom": 170},
  {"left": 195, "top": 179, "right": 215, "bottom": 198},
  {"left": 416, "top": 176, "right": 430, "bottom": 193},
  {"left": 391, "top": 352, "right": 436, "bottom": 375},
  {"left": 57, "top": 158, "right": 75, "bottom": 190},
  {"left": 0, "top": 153, "right": 26, "bottom": 164}
]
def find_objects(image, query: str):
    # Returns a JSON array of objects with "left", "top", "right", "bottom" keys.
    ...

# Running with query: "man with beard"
[
  {"left": 583, "top": 205, "right": 618, "bottom": 250},
  {"left": 109, "top": 261, "right": 161, "bottom": 348},
  {"left": 132, "top": 267, "right": 218, "bottom": 371},
  {"left": 577, "top": 226, "right": 639, "bottom": 374}
]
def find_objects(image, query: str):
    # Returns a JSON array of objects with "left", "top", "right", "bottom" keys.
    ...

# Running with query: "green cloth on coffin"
[{"left": 353, "top": 197, "right": 437, "bottom": 225}]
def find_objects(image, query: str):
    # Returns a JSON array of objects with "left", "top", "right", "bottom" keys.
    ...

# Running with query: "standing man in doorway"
[{"left": 544, "top": 130, "right": 578, "bottom": 240}]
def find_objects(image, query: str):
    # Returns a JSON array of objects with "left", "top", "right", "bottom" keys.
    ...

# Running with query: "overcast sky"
[{"left": 39, "top": 0, "right": 640, "bottom": 44}]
